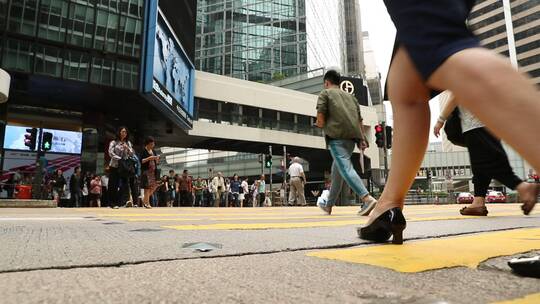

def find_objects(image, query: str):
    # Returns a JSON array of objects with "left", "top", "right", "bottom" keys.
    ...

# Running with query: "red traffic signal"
[
  {"left": 24, "top": 128, "right": 38, "bottom": 151},
  {"left": 374, "top": 124, "right": 385, "bottom": 148}
]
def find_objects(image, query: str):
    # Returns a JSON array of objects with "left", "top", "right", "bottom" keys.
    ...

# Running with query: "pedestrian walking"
[
  {"left": 100, "top": 170, "right": 109, "bottom": 207},
  {"left": 288, "top": 157, "right": 307, "bottom": 206},
  {"left": 178, "top": 170, "right": 192, "bottom": 206},
  {"left": 211, "top": 172, "right": 225, "bottom": 207},
  {"left": 158, "top": 175, "right": 170, "bottom": 207},
  {"left": 434, "top": 91, "right": 539, "bottom": 216},
  {"left": 69, "top": 166, "right": 82, "bottom": 208},
  {"left": 360, "top": 0, "right": 540, "bottom": 245},
  {"left": 257, "top": 175, "right": 266, "bottom": 207},
  {"left": 140, "top": 136, "right": 161, "bottom": 209},
  {"left": 192, "top": 177, "right": 204, "bottom": 207},
  {"left": 230, "top": 174, "right": 241, "bottom": 207},
  {"left": 315, "top": 70, "right": 378, "bottom": 216},
  {"left": 167, "top": 170, "right": 176, "bottom": 207},
  {"left": 89, "top": 175, "right": 102, "bottom": 208},
  {"left": 239, "top": 177, "right": 249, "bottom": 207},
  {"left": 107, "top": 126, "right": 137, "bottom": 209},
  {"left": 50, "top": 169, "right": 66, "bottom": 205}
]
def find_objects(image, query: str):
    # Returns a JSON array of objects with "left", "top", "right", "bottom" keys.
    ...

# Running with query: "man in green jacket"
[{"left": 315, "top": 70, "right": 378, "bottom": 215}]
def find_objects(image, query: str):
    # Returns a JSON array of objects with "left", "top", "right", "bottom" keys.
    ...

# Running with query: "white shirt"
[
  {"left": 101, "top": 175, "right": 109, "bottom": 189},
  {"left": 288, "top": 162, "right": 304, "bottom": 178},
  {"left": 241, "top": 180, "right": 249, "bottom": 194}
]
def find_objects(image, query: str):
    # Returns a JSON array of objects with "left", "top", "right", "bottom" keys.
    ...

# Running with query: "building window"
[
  {"left": 117, "top": 15, "right": 142, "bottom": 57},
  {"left": 67, "top": 2, "right": 95, "bottom": 49},
  {"left": 90, "top": 57, "right": 114, "bottom": 86},
  {"left": 37, "top": 0, "right": 69, "bottom": 42},
  {"left": 8, "top": 0, "right": 39, "bottom": 36},
  {"left": 115, "top": 61, "right": 138, "bottom": 89},
  {"left": 2, "top": 39, "right": 34, "bottom": 72},
  {"left": 94, "top": 8, "right": 119, "bottom": 53},
  {"left": 34, "top": 44, "right": 62, "bottom": 77},
  {"left": 64, "top": 50, "right": 90, "bottom": 82}
]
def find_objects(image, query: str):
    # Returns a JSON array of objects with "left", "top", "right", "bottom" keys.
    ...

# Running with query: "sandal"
[{"left": 460, "top": 206, "right": 488, "bottom": 216}]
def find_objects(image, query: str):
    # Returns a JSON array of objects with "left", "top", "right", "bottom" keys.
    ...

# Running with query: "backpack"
[{"left": 444, "top": 108, "right": 466, "bottom": 147}]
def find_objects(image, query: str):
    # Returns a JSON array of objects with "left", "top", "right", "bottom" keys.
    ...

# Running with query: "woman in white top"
[
  {"left": 434, "top": 92, "right": 538, "bottom": 216},
  {"left": 107, "top": 126, "right": 137, "bottom": 209}
]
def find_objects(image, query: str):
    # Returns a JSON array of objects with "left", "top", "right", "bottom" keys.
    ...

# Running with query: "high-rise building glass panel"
[
  {"left": 196, "top": 0, "right": 307, "bottom": 82},
  {"left": 0, "top": 0, "right": 144, "bottom": 89}
]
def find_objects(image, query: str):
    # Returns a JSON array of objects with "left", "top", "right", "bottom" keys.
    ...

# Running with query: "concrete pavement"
[{"left": 0, "top": 204, "right": 539, "bottom": 303}]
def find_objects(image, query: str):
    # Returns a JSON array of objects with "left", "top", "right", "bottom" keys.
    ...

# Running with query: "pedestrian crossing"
[
  {"left": 308, "top": 227, "right": 540, "bottom": 272},
  {"left": 90, "top": 203, "right": 538, "bottom": 231}
]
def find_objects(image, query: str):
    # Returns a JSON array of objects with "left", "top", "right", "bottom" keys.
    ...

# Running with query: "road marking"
[
  {"left": 493, "top": 293, "right": 540, "bottom": 304},
  {"left": 307, "top": 228, "right": 540, "bottom": 273},
  {"left": 125, "top": 215, "right": 361, "bottom": 222},
  {"left": 0, "top": 217, "right": 86, "bottom": 221},
  {"left": 163, "top": 219, "right": 368, "bottom": 230}
]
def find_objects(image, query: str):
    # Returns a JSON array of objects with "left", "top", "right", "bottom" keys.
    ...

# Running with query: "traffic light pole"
[
  {"left": 382, "top": 122, "right": 389, "bottom": 181},
  {"left": 32, "top": 127, "right": 44, "bottom": 199}
]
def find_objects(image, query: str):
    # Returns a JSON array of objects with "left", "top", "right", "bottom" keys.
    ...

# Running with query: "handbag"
[
  {"left": 444, "top": 108, "right": 466, "bottom": 147},
  {"left": 118, "top": 158, "right": 136, "bottom": 177}
]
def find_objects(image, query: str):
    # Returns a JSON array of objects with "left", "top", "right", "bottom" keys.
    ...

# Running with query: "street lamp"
[{"left": 0, "top": 68, "right": 10, "bottom": 103}]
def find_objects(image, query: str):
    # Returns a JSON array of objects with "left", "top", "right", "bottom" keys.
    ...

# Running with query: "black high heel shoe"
[{"left": 357, "top": 207, "right": 406, "bottom": 244}]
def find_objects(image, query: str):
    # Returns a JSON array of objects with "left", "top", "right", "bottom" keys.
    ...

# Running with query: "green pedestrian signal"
[
  {"left": 42, "top": 132, "right": 53, "bottom": 151},
  {"left": 264, "top": 154, "right": 272, "bottom": 168}
]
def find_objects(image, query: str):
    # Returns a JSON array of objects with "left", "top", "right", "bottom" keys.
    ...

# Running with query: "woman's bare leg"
[
  {"left": 367, "top": 47, "right": 431, "bottom": 223},
  {"left": 428, "top": 48, "right": 540, "bottom": 214},
  {"left": 428, "top": 48, "right": 540, "bottom": 171}
]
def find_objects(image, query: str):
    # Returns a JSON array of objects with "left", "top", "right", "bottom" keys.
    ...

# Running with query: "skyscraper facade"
[
  {"left": 195, "top": 0, "right": 308, "bottom": 82},
  {"left": 339, "top": 0, "right": 364, "bottom": 78},
  {"left": 469, "top": 0, "right": 539, "bottom": 85}
]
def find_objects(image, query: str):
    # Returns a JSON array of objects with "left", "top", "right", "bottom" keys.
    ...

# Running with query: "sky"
[{"left": 360, "top": 1, "right": 441, "bottom": 143}]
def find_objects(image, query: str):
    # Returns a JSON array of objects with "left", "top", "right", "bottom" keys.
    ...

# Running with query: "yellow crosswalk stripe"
[
  {"left": 163, "top": 219, "right": 368, "bottom": 230},
  {"left": 493, "top": 293, "right": 540, "bottom": 304},
  {"left": 307, "top": 228, "right": 540, "bottom": 273}
]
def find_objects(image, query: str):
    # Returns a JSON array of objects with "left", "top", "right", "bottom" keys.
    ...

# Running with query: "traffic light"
[
  {"left": 375, "top": 124, "right": 385, "bottom": 148},
  {"left": 385, "top": 126, "right": 393, "bottom": 149},
  {"left": 264, "top": 154, "right": 272, "bottom": 168},
  {"left": 42, "top": 132, "right": 53, "bottom": 151},
  {"left": 24, "top": 128, "right": 38, "bottom": 151}
]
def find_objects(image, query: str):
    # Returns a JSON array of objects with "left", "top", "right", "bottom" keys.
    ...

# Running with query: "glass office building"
[
  {"left": 469, "top": 0, "right": 539, "bottom": 86},
  {"left": 195, "top": 0, "right": 308, "bottom": 82},
  {"left": 0, "top": 0, "right": 144, "bottom": 89}
]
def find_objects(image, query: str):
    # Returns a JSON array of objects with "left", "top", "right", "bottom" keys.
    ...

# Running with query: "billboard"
[
  {"left": 340, "top": 77, "right": 369, "bottom": 107},
  {"left": 3, "top": 125, "right": 82, "bottom": 154},
  {"left": 141, "top": 1, "right": 194, "bottom": 130}
]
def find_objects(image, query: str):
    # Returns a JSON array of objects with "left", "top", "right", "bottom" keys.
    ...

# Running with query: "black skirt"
[{"left": 383, "top": 0, "right": 480, "bottom": 97}]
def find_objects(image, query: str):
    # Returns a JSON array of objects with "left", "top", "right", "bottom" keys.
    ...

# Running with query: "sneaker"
[
  {"left": 317, "top": 199, "right": 332, "bottom": 215},
  {"left": 113, "top": 206, "right": 119, "bottom": 209},
  {"left": 358, "top": 196, "right": 377, "bottom": 216}
]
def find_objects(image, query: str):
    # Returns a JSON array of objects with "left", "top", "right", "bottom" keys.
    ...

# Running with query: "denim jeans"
[{"left": 324, "top": 139, "right": 369, "bottom": 206}]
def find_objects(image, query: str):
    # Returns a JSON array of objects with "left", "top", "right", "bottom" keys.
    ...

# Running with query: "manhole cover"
[
  {"left": 182, "top": 242, "right": 222, "bottom": 252},
  {"left": 102, "top": 222, "right": 124, "bottom": 225},
  {"left": 130, "top": 228, "right": 164, "bottom": 232}
]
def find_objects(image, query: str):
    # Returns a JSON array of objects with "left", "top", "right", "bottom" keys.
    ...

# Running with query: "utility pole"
[
  {"left": 283, "top": 146, "right": 287, "bottom": 205},
  {"left": 269, "top": 145, "right": 273, "bottom": 204}
]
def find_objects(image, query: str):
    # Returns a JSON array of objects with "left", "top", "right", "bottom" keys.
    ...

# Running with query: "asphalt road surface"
[{"left": 0, "top": 203, "right": 539, "bottom": 304}]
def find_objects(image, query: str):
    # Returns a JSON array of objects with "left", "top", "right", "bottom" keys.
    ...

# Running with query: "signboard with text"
[{"left": 140, "top": 1, "right": 194, "bottom": 130}]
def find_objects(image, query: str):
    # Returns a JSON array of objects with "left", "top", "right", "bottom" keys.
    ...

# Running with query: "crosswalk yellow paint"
[
  {"left": 493, "top": 293, "right": 540, "bottom": 304},
  {"left": 307, "top": 228, "right": 540, "bottom": 273},
  {"left": 163, "top": 219, "right": 369, "bottom": 230},
  {"left": 89, "top": 204, "right": 537, "bottom": 230}
]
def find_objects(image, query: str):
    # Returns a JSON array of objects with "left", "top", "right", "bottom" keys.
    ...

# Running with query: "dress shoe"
[{"left": 358, "top": 207, "right": 406, "bottom": 244}]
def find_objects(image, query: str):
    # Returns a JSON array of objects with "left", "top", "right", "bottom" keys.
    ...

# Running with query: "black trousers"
[
  {"left": 108, "top": 167, "right": 137, "bottom": 207},
  {"left": 258, "top": 193, "right": 266, "bottom": 207},
  {"left": 464, "top": 128, "right": 522, "bottom": 197}
]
